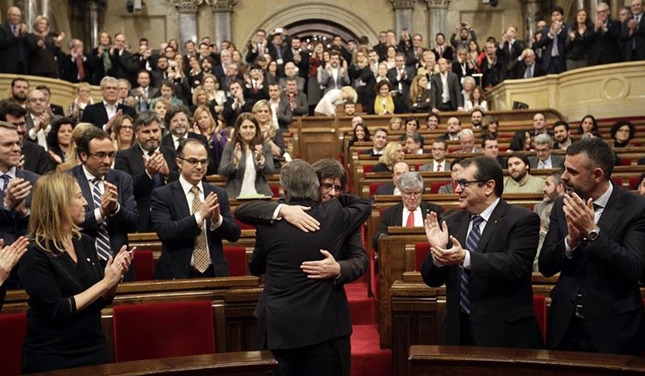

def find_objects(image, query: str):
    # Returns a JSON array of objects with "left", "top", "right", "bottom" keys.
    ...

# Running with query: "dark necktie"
[
  {"left": 1, "top": 174, "right": 10, "bottom": 192},
  {"left": 460, "top": 215, "right": 484, "bottom": 316},
  {"left": 92, "top": 178, "right": 112, "bottom": 261}
]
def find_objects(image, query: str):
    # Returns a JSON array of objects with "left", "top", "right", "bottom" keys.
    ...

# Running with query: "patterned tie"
[
  {"left": 1, "top": 174, "right": 10, "bottom": 192},
  {"left": 436, "top": 164, "right": 442, "bottom": 172},
  {"left": 460, "top": 215, "right": 484, "bottom": 316},
  {"left": 92, "top": 178, "right": 112, "bottom": 261},
  {"left": 406, "top": 211, "right": 415, "bottom": 227},
  {"left": 190, "top": 185, "right": 210, "bottom": 273}
]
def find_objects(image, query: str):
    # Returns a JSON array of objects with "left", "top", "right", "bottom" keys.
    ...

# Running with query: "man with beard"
[
  {"left": 540, "top": 138, "right": 645, "bottom": 355},
  {"left": 439, "top": 117, "right": 462, "bottom": 141},
  {"left": 504, "top": 154, "right": 545, "bottom": 194},
  {"left": 234, "top": 159, "right": 369, "bottom": 376},
  {"left": 533, "top": 172, "right": 565, "bottom": 271},
  {"left": 283, "top": 36, "right": 308, "bottom": 80},
  {"left": 470, "top": 109, "right": 484, "bottom": 130},
  {"left": 2, "top": 78, "right": 29, "bottom": 107},
  {"left": 161, "top": 106, "right": 214, "bottom": 174},
  {"left": 421, "top": 156, "right": 542, "bottom": 348},
  {"left": 552, "top": 121, "right": 573, "bottom": 150},
  {"left": 319, "top": 51, "right": 350, "bottom": 95},
  {"left": 114, "top": 110, "right": 178, "bottom": 232}
]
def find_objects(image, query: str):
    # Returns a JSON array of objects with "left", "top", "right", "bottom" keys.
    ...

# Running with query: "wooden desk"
[
  {"left": 28, "top": 351, "right": 277, "bottom": 376},
  {"left": 408, "top": 345, "right": 645, "bottom": 376}
]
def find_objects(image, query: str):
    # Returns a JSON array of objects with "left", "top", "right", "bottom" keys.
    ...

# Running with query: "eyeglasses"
[
  {"left": 9, "top": 122, "right": 26, "bottom": 127},
  {"left": 321, "top": 183, "right": 342, "bottom": 192},
  {"left": 179, "top": 157, "right": 209, "bottom": 165},
  {"left": 456, "top": 179, "right": 483, "bottom": 189},
  {"left": 402, "top": 191, "right": 422, "bottom": 198},
  {"left": 89, "top": 151, "right": 116, "bottom": 159}
]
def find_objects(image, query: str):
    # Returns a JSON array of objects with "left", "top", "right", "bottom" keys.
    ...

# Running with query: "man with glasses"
[
  {"left": 25, "top": 89, "right": 60, "bottom": 151},
  {"left": 151, "top": 138, "right": 240, "bottom": 279},
  {"left": 419, "top": 139, "right": 448, "bottom": 172},
  {"left": 588, "top": 2, "right": 623, "bottom": 66},
  {"left": 115, "top": 110, "right": 178, "bottom": 232},
  {"left": 529, "top": 134, "right": 564, "bottom": 170},
  {"left": 0, "top": 102, "right": 53, "bottom": 175},
  {"left": 373, "top": 172, "right": 442, "bottom": 252},
  {"left": 421, "top": 156, "right": 543, "bottom": 348},
  {"left": 67, "top": 127, "right": 139, "bottom": 280},
  {"left": 80, "top": 76, "right": 136, "bottom": 132}
]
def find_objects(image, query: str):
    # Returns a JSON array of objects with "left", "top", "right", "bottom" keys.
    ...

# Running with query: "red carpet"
[{"left": 347, "top": 280, "right": 392, "bottom": 376}]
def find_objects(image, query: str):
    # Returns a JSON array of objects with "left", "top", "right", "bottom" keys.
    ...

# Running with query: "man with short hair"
[
  {"left": 499, "top": 25, "right": 525, "bottom": 80},
  {"left": 405, "top": 132, "right": 424, "bottom": 155},
  {"left": 152, "top": 138, "right": 240, "bottom": 279},
  {"left": 129, "top": 70, "right": 158, "bottom": 112},
  {"left": 62, "top": 38, "right": 91, "bottom": 83},
  {"left": 81, "top": 76, "right": 137, "bottom": 132},
  {"left": 374, "top": 172, "right": 442, "bottom": 251},
  {"left": 320, "top": 51, "right": 350, "bottom": 94},
  {"left": 516, "top": 49, "right": 546, "bottom": 79},
  {"left": 0, "top": 102, "right": 52, "bottom": 175},
  {"left": 431, "top": 58, "right": 463, "bottom": 113},
  {"left": 624, "top": 0, "right": 645, "bottom": 61},
  {"left": 222, "top": 80, "right": 251, "bottom": 128},
  {"left": 279, "top": 62, "right": 305, "bottom": 92},
  {"left": 531, "top": 112, "right": 553, "bottom": 136},
  {"left": 375, "top": 161, "right": 409, "bottom": 195},
  {"left": 588, "top": 2, "right": 623, "bottom": 66},
  {"left": 246, "top": 29, "right": 268, "bottom": 64},
  {"left": 533, "top": 172, "right": 565, "bottom": 270},
  {"left": 470, "top": 109, "right": 484, "bottom": 129},
  {"left": 267, "top": 83, "right": 292, "bottom": 129},
  {"left": 36, "top": 85, "right": 64, "bottom": 116},
  {"left": 420, "top": 139, "right": 448, "bottom": 172},
  {"left": 366, "top": 128, "right": 388, "bottom": 156},
  {"left": 456, "top": 129, "right": 481, "bottom": 153},
  {"left": 387, "top": 52, "right": 415, "bottom": 113},
  {"left": 540, "top": 137, "right": 645, "bottom": 355},
  {"left": 67, "top": 127, "right": 139, "bottom": 279},
  {"left": 426, "top": 113, "right": 440, "bottom": 130},
  {"left": 504, "top": 154, "right": 545, "bottom": 194},
  {"left": 421, "top": 156, "right": 543, "bottom": 348},
  {"left": 481, "top": 136, "right": 507, "bottom": 168},
  {"left": 529, "top": 134, "right": 564, "bottom": 169},
  {"left": 236, "top": 159, "right": 370, "bottom": 376},
  {"left": 0, "top": 6, "right": 28, "bottom": 74},
  {"left": 535, "top": 6, "right": 569, "bottom": 73},
  {"left": 281, "top": 78, "right": 308, "bottom": 116},
  {"left": 283, "top": 36, "right": 309, "bottom": 79},
  {"left": 114, "top": 110, "right": 178, "bottom": 232},
  {"left": 373, "top": 31, "right": 388, "bottom": 61},
  {"left": 440, "top": 117, "right": 461, "bottom": 141},
  {"left": 25, "top": 89, "right": 58, "bottom": 150},
  {"left": 4, "top": 78, "right": 29, "bottom": 107},
  {"left": 552, "top": 121, "right": 572, "bottom": 150}
]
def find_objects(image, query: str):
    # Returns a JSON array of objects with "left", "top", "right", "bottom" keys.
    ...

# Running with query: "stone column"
[
  {"left": 522, "top": 0, "right": 541, "bottom": 46},
  {"left": 425, "top": 0, "right": 450, "bottom": 46},
  {"left": 170, "top": 0, "right": 201, "bottom": 46},
  {"left": 389, "top": 0, "right": 415, "bottom": 35},
  {"left": 209, "top": 0, "right": 238, "bottom": 46},
  {"left": 82, "top": 1, "right": 103, "bottom": 49}
]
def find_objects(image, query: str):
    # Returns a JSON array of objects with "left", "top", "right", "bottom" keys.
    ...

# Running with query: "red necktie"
[
  {"left": 77, "top": 57, "right": 85, "bottom": 81},
  {"left": 436, "top": 164, "right": 442, "bottom": 172},
  {"left": 406, "top": 211, "right": 415, "bottom": 227}
]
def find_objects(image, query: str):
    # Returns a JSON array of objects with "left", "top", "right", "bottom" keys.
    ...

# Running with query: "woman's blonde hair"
[
  {"left": 29, "top": 173, "right": 82, "bottom": 255},
  {"left": 252, "top": 100, "right": 277, "bottom": 138},
  {"left": 193, "top": 105, "right": 217, "bottom": 136},
  {"left": 57, "top": 122, "right": 95, "bottom": 171},
  {"left": 33, "top": 15, "right": 49, "bottom": 30},
  {"left": 192, "top": 87, "right": 207, "bottom": 106},
  {"left": 378, "top": 141, "right": 403, "bottom": 166},
  {"left": 341, "top": 86, "right": 358, "bottom": 103}
]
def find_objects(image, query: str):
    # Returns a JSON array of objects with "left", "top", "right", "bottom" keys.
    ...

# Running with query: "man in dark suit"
[
  {"left": 35, "top": 85, "right": 64, "bottom": 117},
  {"left": 282, "top": 38, "right": 309, "bottom": 80},
  {"left": 528, "top": 134, "right": 564, "bottom": 170},
  {"left": 0, "top": 121, "right": 39, "bottom": 289},
  {"left": 623, "top": 0, "right": 645, "bottom": 61},
  {"left": 421, "top": 156, "right": 543, "bottom": 348},
  {"left": 267, "top": 83, "right": 292, "bottom": 130},
  {"left": 236, "top": 159, "right": 370, "bottom": 376},
  {"left": 498, "top": 26, "right": 525, "bottom": 81},
  {"left": 588, "top": 2, "right": 624, "bottom": 66},
  {"left": 60, "top": 39, "right": 91, "bottom": 84},
  {"left": 0, "top": 102, "right": 53, "bottom": 175},
  {"left": 387, "top": 53, "right": 415, "bottom": 113},
  {"left": 128, "top": 70, "right": 159, "bottom": 112},
  {"left": 67, "top": 127, "right": 139, "bottom": 280},
  {"left": 431, "top": 58, "right": 463, "bottom": 113},
  {"left": 114, "top": 111, "right": 178, "bottom": 232},
  {"left": 80, "top": 76, "right": 137, "bottom": 131},
  {"left": 373, "top": 172, "right": 442, "bottom": 252},
  {"left": 515, "top": 49, "right": 546, "bottom": 79},
  {"left": 0, "top": 6, "right": 28, "bottom": 74},
  {"left": 222, "top": 81, "right": 251, "bottom": 128},
  {"left": 375, "top": 161, "right": 409, "bottom": 196},
  {"left": 151, "top": 138, "right": 240, "bottom": 279},
  {"left": 535, "top": 6, "right": 569, "bottom": 73},
  {"left": 161, "top": 106, "right": 215, "bottom": 175},
  {"left": 281, "top": 78, "right": 308, "bottom": 117},
  {"left": 539, "top": 138, "right": 645, "bottom": 355}
]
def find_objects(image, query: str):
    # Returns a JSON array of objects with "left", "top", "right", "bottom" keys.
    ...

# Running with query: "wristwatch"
[{"left": 587, "top": 226, "right": 601, "bottom": 242}]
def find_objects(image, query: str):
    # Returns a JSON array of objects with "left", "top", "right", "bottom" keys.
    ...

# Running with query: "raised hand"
[{"left": 424, "top": 211, "right": 449, "bottom": 249}]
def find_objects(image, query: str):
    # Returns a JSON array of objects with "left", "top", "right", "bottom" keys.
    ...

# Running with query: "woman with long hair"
[
  {"left": 465, "top": 85, "right": 488, "bottom": 111},
  {"left": 265, "top": 60, "right": 280, "bottom": 86},
  {"left": 57, "top": 123, "right": 96, "bottom": 172},
  {"left": 307, "top": 42, "right": 325, "bottom": 114},
  {"left": 111, "top": 114, "right": 136, "bottom": 152},
  {"left": 253, "top": 100, "right": 285, "bottom": 170},
  {"left": 374, "top": 80, "right": 395, "bottom": 115},
  {"left": 384, "top": 45, "right": 398, "bottom": 69},
  {"left": 348, "top": 122, "right": 371, "bottom": 148},
  {"left": 578, "top": 114, "right": 598, "bottom": 136},
  {"left": 509, "top": 130, "right": 532, "bottom": 151},
  {"left": 218, "top": 113, "right": 276, "bottom": 197},
  {"left": 408, "top": 75, "right": 432, "bottom": 113},
  {"left": 192, "top": 105, "right": 227, "bottom": 174},
  {"left": 18, "top": 173, "right": 133, "bottom": 373},
  {"left": 46, "top": 117, "right": 74, "bottom": 167},
  {"left": 565, "top": 9, "right": 593, "bottom": 71},
  {"left": 373, "top": 142, "right": 405, "bottom": 172},
  {"left": 67, "top": 83, "right": 94, "bottom": 124}
]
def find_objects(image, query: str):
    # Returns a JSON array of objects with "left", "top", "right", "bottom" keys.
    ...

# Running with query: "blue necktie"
[
  {"left": 92, "top": 178, "right": 112, "bottom": 261},
  {"left": 1, "top": 174, "right": 10, "bottom": 192},
  {"left": 460, "top": 215, "right": 484, "bottom": 316}
]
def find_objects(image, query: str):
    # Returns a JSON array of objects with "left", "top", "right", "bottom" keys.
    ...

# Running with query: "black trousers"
[{"left": 271, "top": 336, "right": 351, "bottom": 376}]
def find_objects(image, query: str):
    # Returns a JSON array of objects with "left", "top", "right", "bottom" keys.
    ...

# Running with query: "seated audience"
[
  {"left": 469, "top": 109, "right": 484, "bottom": 130},
  {"left": 635, "top": 173, "right": 645, "bottom": 197},
  {"left": 552, "top": 120, "right": 573, "bottom": 150},
  {"left": 455, "top": 129, "right": 481, "bottom": 153},
  {"left": 481, "top": 115, "right": 499, "bottom": 138},
  {"left": 374, "top": 161, "right": 409, "bottom": 196},
  {"left": 389, "top": 116, "right": 403, "bottom": 131},
  {"left": 419, "top": 139, "right": 448, "bottom": 172},
  {"left": 348, "top": 123, "right": 370, "bottom": 148},
  {"left": 509, "top": 130, "right": 532, "bottom": 151},
  {"left": 438, "top": 158, "right": 464, "bottom": 194},
  {"left": 46, "top": 117, "right": 74, "bottom": 167},
  {"left": 110, "top": 114, "right": 136, "bottom": 152},
  {"left": 529, "top": 134, "right": 564, "bottom": 169},
  {"left": 425, "top": 113, "right": 440, "bottom": 130},
  {"left": 218, "top": 113, "right": 275, "bottom": 197},
  {"left": 504, "top": 154, "right": 545, "bottom": 193},
  {"left": 610, "top": 119, "right": 636, "bottom": 148},
  {"left": 578, "top": 114, "right": 598, "bottom": 136},
  {"left": 373, "top": 141, "right": 405, "bottom": 173},
  {"left": 533, "top": 172, "right": 565, "bottom": 271},
  {"left": 404, "top": 132, "right": 424, "bottom": 155},
  {"left": 373, "top": 80, "right": 395, "bottom": 115},
  {"left": 366, "top": 128, "right": 388, "bottom": 156},
  {"left": 439, "top": 117, "right": 462, "bottom": 141},
  {"left": 482, "top": 136, "right": 507, "bottom": 168}
]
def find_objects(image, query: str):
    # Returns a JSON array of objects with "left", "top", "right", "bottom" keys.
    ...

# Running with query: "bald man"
[{"left": 0, "top": 7, "right": 28, "bottom": 74}]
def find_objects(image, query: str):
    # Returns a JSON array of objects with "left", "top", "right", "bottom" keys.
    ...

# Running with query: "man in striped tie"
[
  {"left": 421, "top": 156, "right": 543, "bottom": 349},
  {"left": 67, "top": 127, "right": 139, "bottom": 280}
]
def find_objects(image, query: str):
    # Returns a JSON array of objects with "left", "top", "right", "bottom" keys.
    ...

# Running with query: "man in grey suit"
[
  {"left": 528, "top": 134, "right": 564, "bottom": 170},
  {"left": 431, "top": 58, "right": 463, "bottom": 113},
  {"left": 128, "top": 70, "right": 159, "bottom": 112}
]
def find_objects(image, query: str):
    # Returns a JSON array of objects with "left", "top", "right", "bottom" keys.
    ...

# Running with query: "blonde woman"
[
  {"left": 373, "top": 141, "right": 404, "bottom": 172},
  {"left": 18, "top": 173, "right": 133, "bottom": 373},
  {"left": 192, "top": 105, "right": 227, "bottom": 174},
  {"left": 253, "top": 100, "right": 284, "bottom": 170},
  {"left": 57, "top": 122, "right": 96, "bottom": 172},
  {"left": 24, "top": 15, "right": 64, "bottom": 78},
  {"left": 314, "top": 86, "right": 358, "bottom": 116},
  {"left": 67, "top": 83, "right": 94, "bottom": 123},
  {"left": 218, "top": 113, "right": 275, "bottom": 197}
]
